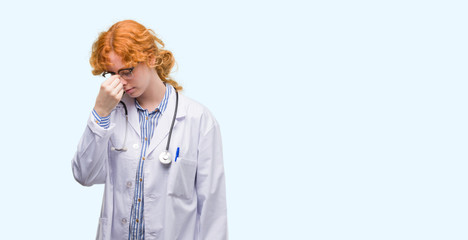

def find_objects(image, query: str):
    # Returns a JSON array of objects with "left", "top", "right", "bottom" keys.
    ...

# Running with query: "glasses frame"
[{"left": 101, "top": 66, "right": 135, "bottom": 79}]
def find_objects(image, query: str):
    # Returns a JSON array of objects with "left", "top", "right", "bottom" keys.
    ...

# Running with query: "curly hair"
[{"left": 89, "top": 20, "right": 182, "bottom": 91}]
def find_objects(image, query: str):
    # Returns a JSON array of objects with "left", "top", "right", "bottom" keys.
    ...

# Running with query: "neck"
[{"left": 137, "top": 73, "right": 166, "bottom": 111}]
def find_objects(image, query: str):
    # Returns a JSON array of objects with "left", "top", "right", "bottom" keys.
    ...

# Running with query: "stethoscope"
[{"left": 111, "top": 90, "right": 179, "bottom": 165}]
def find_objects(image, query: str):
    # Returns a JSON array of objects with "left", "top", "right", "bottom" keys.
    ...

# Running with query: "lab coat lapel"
[
  {"left": 147, "top": 86, "right": 186, "bottom": 156},
  {"left": 121, "top": 93, "right": 141, "bottom": 138}
]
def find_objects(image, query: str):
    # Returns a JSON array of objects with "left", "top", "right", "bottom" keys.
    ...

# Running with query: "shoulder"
[{"left": 178, "top": 92, "right": 220, "bottom": 133}]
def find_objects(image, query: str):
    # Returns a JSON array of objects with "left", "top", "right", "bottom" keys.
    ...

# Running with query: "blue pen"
[{"left": 175, "top": 147, "right": 180, "bottom": 162}]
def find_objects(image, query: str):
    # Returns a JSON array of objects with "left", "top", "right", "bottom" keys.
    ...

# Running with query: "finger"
[
  {"left": 103, "top": 74, "right": 120, "bottom": 86},
  {"left": 109, "top": 76, "right": 121, "bottom": 88},
  {"left": 117, "top": 88, "right": 124, "bottom": 100},
  {"left": 112, "top": 82, "right": 124, "bottom": 96}
]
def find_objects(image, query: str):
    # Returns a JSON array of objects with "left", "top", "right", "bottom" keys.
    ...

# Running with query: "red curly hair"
[{"left": 89, "top": 20, "right": 182, "bottom": 91}]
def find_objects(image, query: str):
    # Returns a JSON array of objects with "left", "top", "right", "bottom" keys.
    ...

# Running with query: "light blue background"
[{"left": 0, "top": 0, "right": 467, "bottom": 239}]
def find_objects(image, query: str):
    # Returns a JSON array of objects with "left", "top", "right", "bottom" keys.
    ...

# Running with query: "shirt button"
[
  {"left": 142, "top": 157, "right": 145, "bottom": 160},
  {"left": 138, "top": 198, "right": 141, "bottom": 202},
  {"left": 95, "top": 120, "right": 99, "bottom": 124},
  {"left": 146, "top": 116, "right": 148, "bottom": 120},
  {"left": 127, "top": 181, "right": 132, "bottom": 188},
  {"left": 145, "top": 137, "right": 147, "bottom": 141},
  {"left": 139, "top": 178, "right": 142, "bottom": 182},
  {"left": 136, "top": 219, "right": 139, "bottom": 223},
  {"left": 121, "top": 218, "right": 127, "bottom": 224}
]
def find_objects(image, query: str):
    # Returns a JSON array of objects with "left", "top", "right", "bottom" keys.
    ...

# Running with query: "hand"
[{"left": 93, "top": 75, "right": 124, "bottom": 117}]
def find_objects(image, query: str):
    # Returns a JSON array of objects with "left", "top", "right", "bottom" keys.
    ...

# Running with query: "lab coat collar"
[
  {"left": 120, "top": 83, "right": 187, "bottom": 154},
  {"left": 147, "top": 83, "right": 187, "bottom": 156},
  {"left": 121, "top": 92, "right": 140, "bottom": 138}
]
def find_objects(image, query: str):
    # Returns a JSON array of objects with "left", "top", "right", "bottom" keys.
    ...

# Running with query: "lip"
[{"left": 125, "top": 88, "right": 135, "bottom": 93}]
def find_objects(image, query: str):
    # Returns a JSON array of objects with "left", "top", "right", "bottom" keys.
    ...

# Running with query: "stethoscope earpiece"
[{"left": 111, "top": 146, "right": 128, "bottom": 152}]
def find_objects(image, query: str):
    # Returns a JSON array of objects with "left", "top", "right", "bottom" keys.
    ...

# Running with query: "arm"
[
  {"left": 71, "top": 110, "right": 114, "bottom": 186},
  {"left": 196, "top": 120, "right": 229, "bottom": 239},
  {"left": 72, "top": 75, "right": 123, "bottom": 186}
]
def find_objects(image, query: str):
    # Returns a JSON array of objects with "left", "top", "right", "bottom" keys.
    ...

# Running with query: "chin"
[{"left": 126, "top": 89, "right": 140, "bottom": 98}]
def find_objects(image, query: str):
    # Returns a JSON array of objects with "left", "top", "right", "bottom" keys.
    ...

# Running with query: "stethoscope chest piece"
[{"left": 159, "top": 150, "right": 172, "bottom": 165}]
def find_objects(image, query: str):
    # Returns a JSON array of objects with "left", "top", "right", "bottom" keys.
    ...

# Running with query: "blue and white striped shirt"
[
  {"left": 92, "top": 109, "right": 111, "bottom": 129},
  {"left": 92, "top": 83, "right": 172, "bottom": 239}
]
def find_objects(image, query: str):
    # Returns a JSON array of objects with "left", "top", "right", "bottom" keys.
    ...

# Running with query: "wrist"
[
  {"left": 93, "top": 106, "right": 111, "bottom": 118},
  {"left": 92, "top": 108, "right": 111, "bottom": 129}
]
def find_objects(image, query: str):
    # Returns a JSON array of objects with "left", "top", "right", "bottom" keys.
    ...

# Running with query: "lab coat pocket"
[{"left": 167, "top": 158, "right": 197, "bottom": 200}]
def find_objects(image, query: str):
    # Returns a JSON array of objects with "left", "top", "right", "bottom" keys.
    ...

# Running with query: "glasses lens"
[
  {"left": 102, "top": 72, "right": 113, "bottom": 78},
  {"left": 120, "top": 69, "right": 133, "bottom": 79}
]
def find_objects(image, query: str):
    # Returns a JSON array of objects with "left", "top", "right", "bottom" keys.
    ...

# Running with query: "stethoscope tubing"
[
  {"left": 165, "top": 89, "right": 179, "bottom": 152},
  {"left": 111, "top": 89, "right": 179, "bottom": 165}
]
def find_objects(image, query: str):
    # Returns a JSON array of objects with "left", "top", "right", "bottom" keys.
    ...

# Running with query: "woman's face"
[{"left": 106, "top": 51, "right": 153, "bottom": 98}]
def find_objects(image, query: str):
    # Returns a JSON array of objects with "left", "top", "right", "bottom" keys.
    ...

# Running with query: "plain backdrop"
[{"left": 0, "top": 0, "right": 467, "bottom": 239}]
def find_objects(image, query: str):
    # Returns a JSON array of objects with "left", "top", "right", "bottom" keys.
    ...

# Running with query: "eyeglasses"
[{"left": 102, "top": 67, "right": 135, "bottom": 80}]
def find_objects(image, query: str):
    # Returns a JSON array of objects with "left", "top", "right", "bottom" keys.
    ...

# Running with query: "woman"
[{"left": 72, "top": 20, "right": 228, "bottom": 240}]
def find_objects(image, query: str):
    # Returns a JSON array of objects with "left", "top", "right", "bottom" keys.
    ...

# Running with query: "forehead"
[{"left": 105, "top": 51, "right": 126, "bottom": 72}]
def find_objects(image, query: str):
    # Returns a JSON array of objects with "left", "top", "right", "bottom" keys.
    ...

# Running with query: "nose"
[{"left": 119, "top": 76, "right": 128, "bottom": 86}]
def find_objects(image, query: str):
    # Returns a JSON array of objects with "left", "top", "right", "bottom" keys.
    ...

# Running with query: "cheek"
[
  {"left": 141, "top": 74, "right": 151, "bottom": 87},
  {"left": 133, "top": 70, "right": 151, "bottom": 88}
]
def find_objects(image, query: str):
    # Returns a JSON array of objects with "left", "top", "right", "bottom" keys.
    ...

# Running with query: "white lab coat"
[{"left": 72, "top": 85, "right": 228, "bottom": 240}]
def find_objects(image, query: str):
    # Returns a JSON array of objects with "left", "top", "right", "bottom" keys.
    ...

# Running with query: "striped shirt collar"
[{"left": 134, "top": 82, "right": 172, "bottom": 114}]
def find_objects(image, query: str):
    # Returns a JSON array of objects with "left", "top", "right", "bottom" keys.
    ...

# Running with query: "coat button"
[
  {"left": 127, "top": 181, "right": 132, "bottom": 188},
  {"left": 121, "top": 218, "right": 127, "bottom": 224}
]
